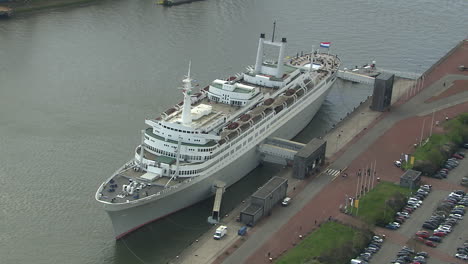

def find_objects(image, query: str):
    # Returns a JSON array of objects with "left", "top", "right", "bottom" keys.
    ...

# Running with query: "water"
[{"left": 0, "top": 0, "right": 466, "bottom": 263}]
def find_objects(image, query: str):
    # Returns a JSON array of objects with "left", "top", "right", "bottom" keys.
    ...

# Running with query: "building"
[
  {"left": 400, "top": 169, "right": 421, "bottom": 189},
  {"left": 370, "top": 73, "right": 394, "bottom": 112},
  {"left": 293, "top": 138, "right": 326, "bottom": 179},
  {"left": 239, "top": 176, "right": 288, "bottom": 226}
]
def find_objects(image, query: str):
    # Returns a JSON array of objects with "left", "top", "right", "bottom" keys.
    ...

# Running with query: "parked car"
[
  {"left": 455, "top": 253, "right": 468, "bottom": 260},
  {"left": 415, "top": 251, "right": 429, "bottom": 257},
  {"left": 425, "top": 240, "right": 437, "bottom": 247},
  {"left": 433, "top": 231, "right": 447, "bottom": 237},
  {"left": 397, "top": 212, "right": 410, "bottom": 218},
  {"left": 449, "top": 213, "right": 463, "bottom": 220},
  {"left": 281, "top": 197, "right": 291, "bottom": 206},
  {"left": 416, "top": 231, "right": 430, "bottom": 238},
  {"left": 427, "top": 236, "right": 442, "bottom": 242}
]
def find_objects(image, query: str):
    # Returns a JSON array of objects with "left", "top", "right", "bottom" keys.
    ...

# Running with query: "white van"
[{"left": 213, "top": 225, "right": 227, "bottom": 240}]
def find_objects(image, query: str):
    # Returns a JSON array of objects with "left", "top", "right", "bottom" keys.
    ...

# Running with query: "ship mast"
[{"left": 181, "top": 61, "right": 193, "bottom": 126}]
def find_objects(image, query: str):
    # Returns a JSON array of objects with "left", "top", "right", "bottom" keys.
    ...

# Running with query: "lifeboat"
[
  {"left": 264, "top": 98, "right": 275, "bottom": 106},
  {"left": 227, "top": 122, "right": 239, "bottom": 130},
  {"left": 203, "top": 86, "right": 210, "bottom": 91},
  {"left": 240, "top": 114, "right": 251, "bottom": 122},
  {"left": 296, "top": 89, "right": 305, "bottom": 97},
  {"left": 165, "top": 108, "right": 176, "bottom": 115},
  {"left": 285, "top": 89, "right": 295, "bottom": 96},
  {"left": 227, "top": 76, "right": 237, "bottom": 81}
]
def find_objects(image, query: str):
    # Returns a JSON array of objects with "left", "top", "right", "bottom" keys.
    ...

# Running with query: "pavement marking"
[{"left": 325, "top": 168, "right": 341, "bottom": 177}]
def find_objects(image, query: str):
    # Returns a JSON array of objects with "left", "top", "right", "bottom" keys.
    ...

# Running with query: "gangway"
[
  {"left": 259, "top": 137, "right": 305, "bottom": 165},
  {"left": 208, "top": 181, "right": 226, "bottom": 224},
  {"left": 337, "top": 64, "right": 419, "bottom": 85}
]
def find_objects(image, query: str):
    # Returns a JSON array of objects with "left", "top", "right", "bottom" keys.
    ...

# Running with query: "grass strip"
[
  {"left": 350, "top": 181, "right": 411, "bottom": 226},
  {"left": 276, "top": 222, "right": 363, "bottom": 264}
]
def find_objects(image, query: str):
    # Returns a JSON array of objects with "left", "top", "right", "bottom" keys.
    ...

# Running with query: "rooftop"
[
  {"left": 400, "top": 169, "right": 421, "bottom": 180},
  {"left": 296, "top": 138, "right": 326, "bottom": 158},
  {"left": 252, "top": 176, "right": 288, "bottom": 199},
  {"left": 242, "top": 204, "right": 263, "bottom": 215}
]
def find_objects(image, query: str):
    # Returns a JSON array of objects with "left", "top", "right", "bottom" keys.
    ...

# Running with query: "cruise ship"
[{"left": 95, "top": 33, "right": 341, "bottom": 239}]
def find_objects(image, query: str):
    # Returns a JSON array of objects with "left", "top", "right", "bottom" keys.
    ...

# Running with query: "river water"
[{"left": 0, "top": 0, "right": 466, "bottom": 263}]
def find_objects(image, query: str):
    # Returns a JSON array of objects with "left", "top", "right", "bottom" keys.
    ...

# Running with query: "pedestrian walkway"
[{"left": 324, "top": 168, "right": 341, "bottom": 177}]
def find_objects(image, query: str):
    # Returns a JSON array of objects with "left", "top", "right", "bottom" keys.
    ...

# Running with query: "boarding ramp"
[
  {"left": 207, "top": 181, "right": 226, "bottom": 224},
  {"left": 337, "top": 70, "right": 376, "bottom": 85},
  {"left": 259, "top": 137, "right": 306, "bottom": 166},
  {"left": 338, "top": 65, "right": 420, "bottom": 85}
]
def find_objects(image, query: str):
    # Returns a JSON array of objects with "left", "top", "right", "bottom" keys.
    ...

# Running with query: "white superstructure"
[{"left": 95, "top": 33, "right": 341, "bottom": 239}]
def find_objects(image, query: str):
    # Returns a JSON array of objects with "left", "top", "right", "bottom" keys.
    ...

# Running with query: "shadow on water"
[{"left": 113, "top": 80, "right": 372, "bottom": 263}]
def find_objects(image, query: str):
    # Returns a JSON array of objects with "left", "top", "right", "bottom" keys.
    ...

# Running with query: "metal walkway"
[
  {"left": 207, "top": 181, "right": 226, "bottom": 224},
  {"left": 338, "top": 66, "right": 420, "bottom": 85},
  {"left": 337, "top": 70, "right": 376, "bottom": 85}
]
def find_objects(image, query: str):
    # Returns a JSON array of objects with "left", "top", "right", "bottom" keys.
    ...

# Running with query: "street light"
[{"left": 419, "top": 118, "right": 427, "bottom": 146}]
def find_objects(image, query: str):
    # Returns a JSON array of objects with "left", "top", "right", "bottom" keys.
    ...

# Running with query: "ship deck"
[
  {"left": 97, "top": 53, "right": 340, "bottom": 204},
  {"left": 97, "top": 166, "right": 184, "bottom": 203}
]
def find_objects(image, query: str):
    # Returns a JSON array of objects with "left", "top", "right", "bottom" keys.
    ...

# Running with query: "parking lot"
[{"left": 368, "top": 153, "right": 468, "bottom": 264}]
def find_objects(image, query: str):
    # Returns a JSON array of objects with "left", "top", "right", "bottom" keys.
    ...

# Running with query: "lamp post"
[
  {"left": 429, "top": 110, "right": 435, "bottom": 137},
  {"left": 419, "top": 118, "right": 427, "bottom": 146}
]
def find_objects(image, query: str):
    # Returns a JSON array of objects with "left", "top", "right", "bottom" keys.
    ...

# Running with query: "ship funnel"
[
  {"left": 254, "top": 33, "right": 265, "bottom": 73},
  {"left": 275, "top": 37, "right": 287, "bottom": 78}
]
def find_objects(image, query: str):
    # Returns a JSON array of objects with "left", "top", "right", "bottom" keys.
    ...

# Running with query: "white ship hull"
[{"left": 106, "top": 76, "right": 333, "bottom": 238}]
